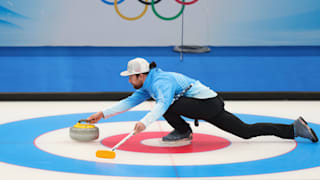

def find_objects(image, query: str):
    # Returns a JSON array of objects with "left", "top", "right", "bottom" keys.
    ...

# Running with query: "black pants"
[{"left": 163, "top": 96, "right": 295, "bottom": 139}]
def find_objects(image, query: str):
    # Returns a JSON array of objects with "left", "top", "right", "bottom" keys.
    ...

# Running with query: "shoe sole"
[
  {"left": 299, "top": 116, "right": 308, "bottom": 125},
  {"left": 299, "top": 117, "right": 318, "bottom": 143},
  {"left": 310, "top": 128, "right": 319, "bottom": 143}
]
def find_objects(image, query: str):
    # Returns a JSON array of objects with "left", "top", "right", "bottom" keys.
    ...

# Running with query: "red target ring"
[{"left": 101, "top": 132, "right": 231, "bottom": 153}]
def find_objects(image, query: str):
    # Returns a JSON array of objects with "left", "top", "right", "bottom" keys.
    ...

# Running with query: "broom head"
[{"left": 96, "top": 150, "right": 116, "bottom": 159}]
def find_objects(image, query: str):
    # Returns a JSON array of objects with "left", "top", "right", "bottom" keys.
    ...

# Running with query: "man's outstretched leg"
[{"left": 208, "top": 110, "right": 318, "bottom": 143}]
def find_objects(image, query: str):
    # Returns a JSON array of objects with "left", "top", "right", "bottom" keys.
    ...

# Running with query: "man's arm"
[
  {"left": 87, "top": 89, "right": 150, "bottom": 123},
  {"left": 139, "top": 81, "right": 175, "bottom": 128}
]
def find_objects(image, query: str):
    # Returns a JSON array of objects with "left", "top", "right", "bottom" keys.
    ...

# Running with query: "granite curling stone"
[{"left": 70, "top": 119, "right": 99, "bottom": 141}]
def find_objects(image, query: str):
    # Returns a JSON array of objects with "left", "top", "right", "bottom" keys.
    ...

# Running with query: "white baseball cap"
[{"left": 120, "top": 57, "right": 150, "bottom": 76}]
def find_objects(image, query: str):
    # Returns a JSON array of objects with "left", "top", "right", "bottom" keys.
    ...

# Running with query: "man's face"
[{"left": 129, "top": 74, "right": 144, "bottom": 89}]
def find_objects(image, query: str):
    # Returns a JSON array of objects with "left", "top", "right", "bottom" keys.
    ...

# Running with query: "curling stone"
[{"left": 70, "top": 119, "right": 99, "bottom": 142}]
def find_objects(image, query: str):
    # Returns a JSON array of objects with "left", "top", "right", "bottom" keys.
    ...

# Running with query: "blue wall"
[{"left": 0, "top": 46, "right": 319, "bottom": 93}]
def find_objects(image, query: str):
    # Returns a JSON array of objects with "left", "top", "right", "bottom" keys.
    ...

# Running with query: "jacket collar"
[{"left": 142, "top": 68, "right": 158, "bottom": 89}]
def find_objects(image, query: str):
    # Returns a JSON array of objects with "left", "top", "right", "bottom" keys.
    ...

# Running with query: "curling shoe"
[
  {"left": 162, "top": 129, "right": 192, "bottom": 142},
  {"left": 293, "top": 117, "right": 318, "bottom": 143}
]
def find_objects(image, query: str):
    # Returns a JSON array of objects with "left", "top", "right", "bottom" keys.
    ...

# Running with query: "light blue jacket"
[{"left": 102, "top": 68, "right": 217, "bottom": 127}]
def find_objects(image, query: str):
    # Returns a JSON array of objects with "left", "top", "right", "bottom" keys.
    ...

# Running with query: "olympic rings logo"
[{"left": 101, "top": 0, "right": 199, "bottom": 21}]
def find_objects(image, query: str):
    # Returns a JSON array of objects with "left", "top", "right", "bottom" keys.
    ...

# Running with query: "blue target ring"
[{"left": 0, "top": 111, "right": 319, "bottom": 177}]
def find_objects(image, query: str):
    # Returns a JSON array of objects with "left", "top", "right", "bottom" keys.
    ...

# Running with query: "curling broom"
[{"left": 96, "top": 131, "right": 134, "bottom": 159}]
